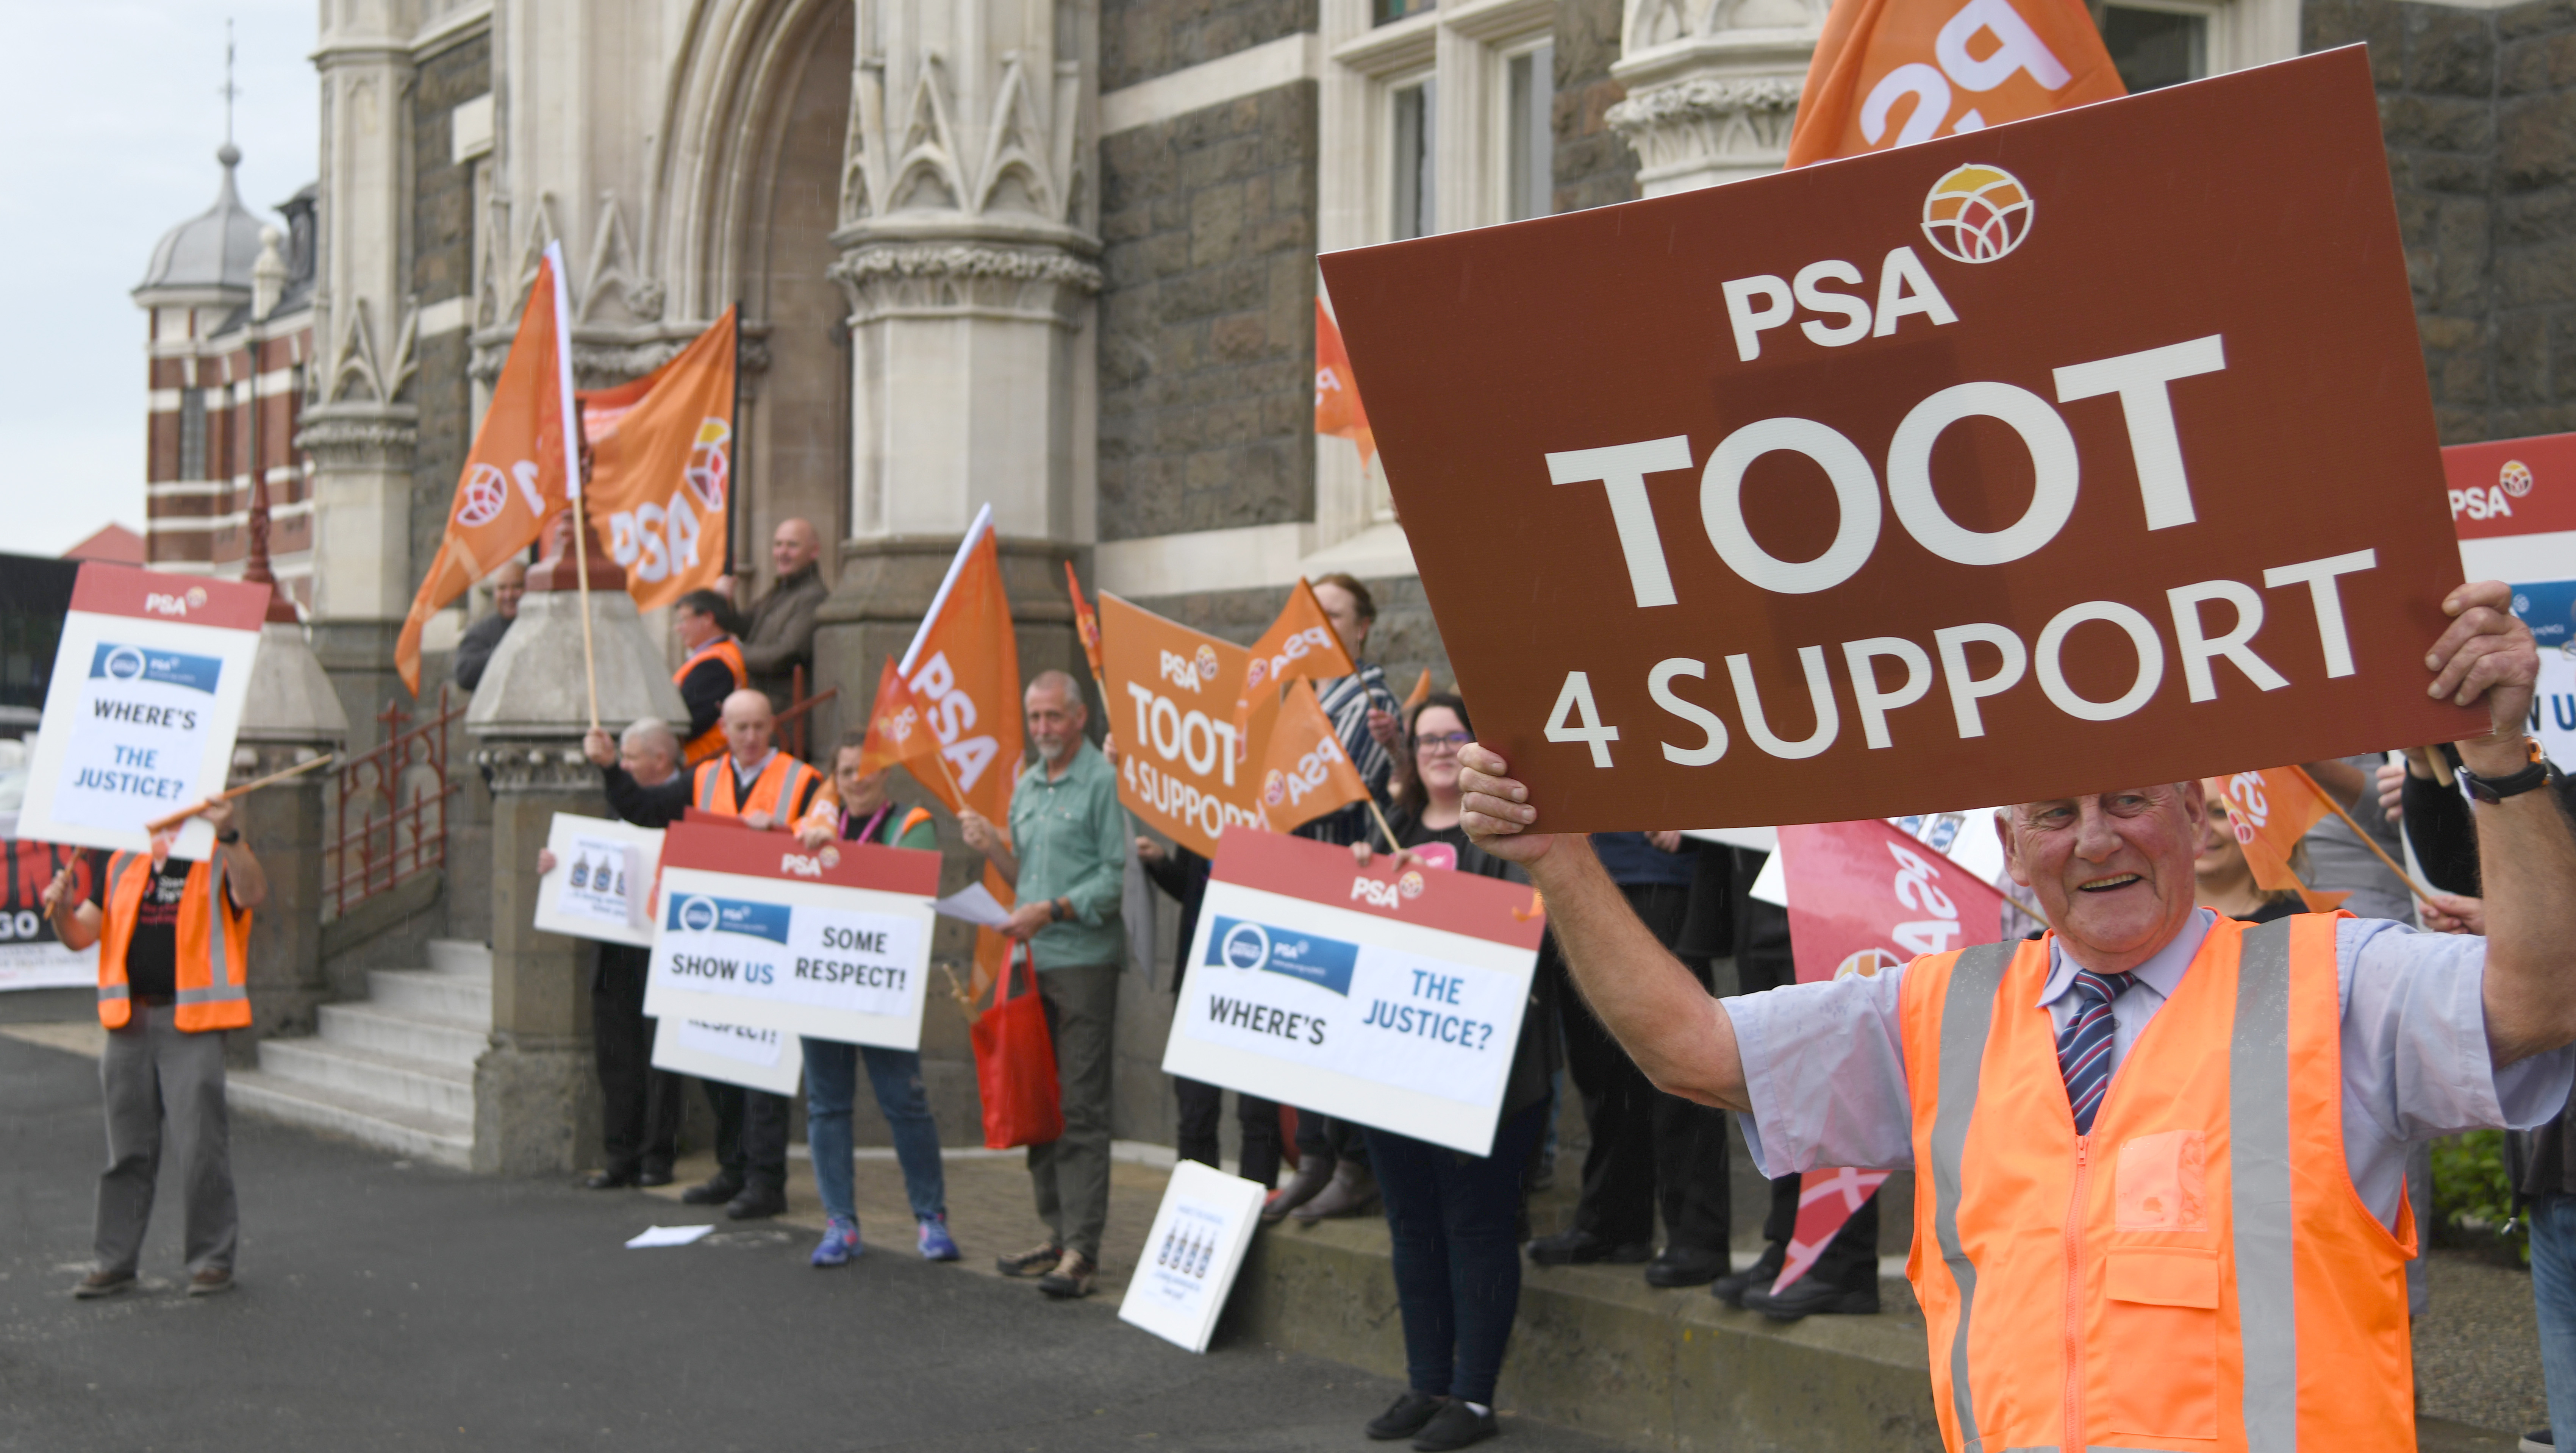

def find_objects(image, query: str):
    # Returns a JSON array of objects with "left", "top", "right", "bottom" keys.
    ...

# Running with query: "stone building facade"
[{"left": 128, "top": 0, "right": 2574, "bottom": 1166}]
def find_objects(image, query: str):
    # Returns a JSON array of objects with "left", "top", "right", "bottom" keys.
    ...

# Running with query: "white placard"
[
  {"left": 17, "top": 573, "right": 266, "bottom": 859},
  {"left": 1159, "top": 882, "right": 1538, "bottom": 1156},
  {"left": 0, "top": 939, "right": 97, "bottom": 991},
  {"left": 533, "top": 813, "right": 664, "bottom": 947},
  {"left": 649, "top": 1014, "right": 804, "bottom": 1095},
  {"left": 643, "top": 865, "right": 936, "bottom": 1050},
  {"left": 1750, "top": 808, "right": 2007, "bottom": 909},
  {"left": 1117, "top": 1159, "right": 1268, "bottom": 1353}
]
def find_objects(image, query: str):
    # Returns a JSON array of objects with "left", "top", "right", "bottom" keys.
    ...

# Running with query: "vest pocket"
[{"left": 2100, "top": 1248, "right": 2218, "bottom": 1441}]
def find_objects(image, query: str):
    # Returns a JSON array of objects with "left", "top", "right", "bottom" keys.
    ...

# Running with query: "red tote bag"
[{"left": 971, "top": 947, "right": 1063, "bottom": 1150}]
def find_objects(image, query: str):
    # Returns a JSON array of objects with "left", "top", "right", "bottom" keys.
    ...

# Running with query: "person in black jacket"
[
  {"left": 539, "top": 719, "right": 690, "bottom": 1189},
  {"left": 2392, "top": 742, "right": 2576, "bottom": 1451},
  {"left": 1137, "top": 838, "right": 1287, "bottom": 1189},
  {"left": 1348, "top": 696, "right": 1560, "bottom": 1452},
  {"left": 452, "top": 561, "right": 525, "bottom": 691}
]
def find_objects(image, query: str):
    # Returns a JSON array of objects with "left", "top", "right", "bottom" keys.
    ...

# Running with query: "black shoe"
[
  {"left": 1711, "top": 1243, "right": 1786, "bottom": 1307},
  {"left": 1740, "top": 1275, "right": 1879, "bottom": 1322},
  {"left": 1643, "top": 1245, "right": 1728, "bottom": 1288},
  {"left": 636, "top": 1167, "right": 674, "bottom": 1188},
  {"left": 584, "top": 1168, "right": 639, "bottom": 1190},
  {"left": 724, "top": 1186, "right": 786, "bottom": 1220},
  {"left": 1526, "top": 1228, "right": 1651, "bottom": 1266},
  {"left": 1368, "top": 1392, "right": 1447, "bottom": 1441},
  {"left": 1411, "top": 1401, "right": 1499, "bottom": 1451},
  {"left": 680, "top": 1176, "right": 742, "bottom": 1206}
]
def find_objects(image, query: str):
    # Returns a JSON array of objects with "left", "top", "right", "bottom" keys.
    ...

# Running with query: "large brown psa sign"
[{"left": 1320, "top": 48, "right": 2480, "bottom": 831}]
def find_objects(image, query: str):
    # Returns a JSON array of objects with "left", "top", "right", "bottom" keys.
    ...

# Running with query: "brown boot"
[
  {"left": 1262, "top": 1153, "right": 1334, "bottom": 1224},
  {"left": 1291, "top": 1159, "right": 1380, "bottom": 1222},
  {"left": 1037, "top": 1249, "right": 1096, "bottom": 1299}
]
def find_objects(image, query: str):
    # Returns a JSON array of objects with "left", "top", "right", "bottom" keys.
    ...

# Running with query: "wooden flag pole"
[
  {"left": 1366, "top": 797, "right": 1402, "bottom": 855},
  {"left": 145, "top": 754, "right": 336, "bottom": 835},
  {"left": 2288, "top": 764, "right": 2443, "bottom": 904}
]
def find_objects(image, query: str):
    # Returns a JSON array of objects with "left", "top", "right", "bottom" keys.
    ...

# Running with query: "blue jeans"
[
  {"left": 801, "top": 1039, "right": 945, "bottom": 1226},
  {"left": 2534, "top": 1191, "right": 2576, "bottom": 1441},
  {"left": 1365, "top": 1101, "right": 1546, "bottom": 1407}
]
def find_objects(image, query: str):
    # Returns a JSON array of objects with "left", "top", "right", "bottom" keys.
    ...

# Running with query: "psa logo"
[
  {"left": 1351, "top": 871, "right": 1424, "bottom": 910},
  {"left": 2455, "top": 458, "right": 2537, "bottom": 521},
  {"left": 1835, "top": 947, "right": 1905, "bottom": 980},
  {"left": 141, "top": 586, "right": 210, "bottom": 618},
  {"left": 1246, "top": 627, "right": 1337, "bottom": 694},
  {"left": 779, "top": 847, "right": 839, "bottom": 877},
  {"left": 1195, "top": 645, "right": 1222, "bottom": 686},
  {"left": 1207, "top": 916, "right": 1357, "bottom": 996},
  {"left": 1921, "top": 165, "right": 2033, "bottom": 264},
  {"left": 1159, "top": 650, "right": 1205, "bottom": 692},
  {"left": 667, "top": 894, "right": 792, "bottom": 944},
  {"left": 455, "top": 459, "right": 547, "bottom": 528}
]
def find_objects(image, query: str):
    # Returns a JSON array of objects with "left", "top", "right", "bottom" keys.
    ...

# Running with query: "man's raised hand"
[
  {"left": 2428, "top": 580, "right": 2540, "bottom": 771},
  {"left": 1456, "top": 744, "right": 1555, "bottom": 865}
]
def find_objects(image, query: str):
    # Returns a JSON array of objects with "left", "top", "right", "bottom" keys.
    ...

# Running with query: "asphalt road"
[{"left": 0, "top": 1034, "right": 1629, "bottom": 1453}]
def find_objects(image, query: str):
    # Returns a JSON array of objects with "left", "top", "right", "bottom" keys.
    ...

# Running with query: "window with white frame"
[{"left": 1318, "top": 0, "right": 1559, "bottom": 537}]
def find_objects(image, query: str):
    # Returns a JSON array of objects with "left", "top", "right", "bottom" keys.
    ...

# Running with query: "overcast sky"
[{"left": 0, "top": 2, "right": 319, "bottom": 557}]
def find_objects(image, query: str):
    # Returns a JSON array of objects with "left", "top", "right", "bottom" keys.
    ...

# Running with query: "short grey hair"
[
  {"left": 621, "top": 717, "right": 682, "bottom": 763},
  {"left": 1026, "top": 669, "right": 1084, "bottom": 706}
]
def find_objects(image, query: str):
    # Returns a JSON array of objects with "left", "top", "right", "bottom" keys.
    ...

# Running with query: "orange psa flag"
[
  {"left": 1784, "top": 0, "right": 2125, "bottom": 168},
  {"left": 855, "top": 658, "right": 943, "bottom": 781},
  {"left": 581, "top": 308, "right": 736, "bottom": 612},
  {"left": 2207, "top": 769, "right": 2351, "bottom": 914},
  {"left": 1233, "top": 577, "right": 1357, "bottom": 747},
  {"left": 1315, "top": 300, "right": 1376, "bottom": 467},
  {"left": 1065, "top": 561, "right": 1105, "bottom": 682},
  {"left": 899, "top": 505, "right": 1024, "bottom": 825},
  {"left": 394, "top": 253, "right": 575, "bottom": 693},
  {"left": 1258, "top": 678, "right": 1371, "bottom": 833}
]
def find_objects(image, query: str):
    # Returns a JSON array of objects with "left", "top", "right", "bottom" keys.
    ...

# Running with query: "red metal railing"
[{"left": 325, "top": 686, "right": 466, "bottom": 918}]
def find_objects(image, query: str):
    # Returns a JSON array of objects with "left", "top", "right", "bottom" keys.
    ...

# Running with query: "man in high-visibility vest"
[
  {"left": 1455, "top": 581, "right": 2576, "bottom": 1450},
  {"left": 680, "top": 688, "right": 825, "bottom": 1218},
  {"left": 42, "top": 797, "right": 269, "bottom": 1300},
  {"left": 672, "top": 588, "right": 748, "bottom": 766}
]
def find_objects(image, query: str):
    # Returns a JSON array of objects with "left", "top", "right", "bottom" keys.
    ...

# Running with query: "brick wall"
[
  {"left": 1554, "top": 0, "right": 1641, "bottom": 214},
  {"left": 2308, "top": 0, "right": 2576, "bottom": 442},
  {"left": 1096, "top": 82, "right": 1321, "bottom": 542},
  {"left": 408, "top": 31, "right": 489, "bottom": 587},
  {"left": 1102, "top": 0, "right": 1319, "bottom": 92}
]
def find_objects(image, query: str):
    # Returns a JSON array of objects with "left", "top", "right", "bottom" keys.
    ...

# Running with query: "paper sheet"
[
  {"left": 930, "top": 881, "right": 1012, "bottom": 929},
  {"left": 624, "top": 1224, "right": 716, "bottom": 1249}
]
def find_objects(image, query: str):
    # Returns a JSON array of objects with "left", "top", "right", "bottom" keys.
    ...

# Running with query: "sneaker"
[
  {"left": 996, "top": 1240, "right": 1064, "bottom": 1278},
  {"left": 1411, "top": 1400, "right": 1499, "bottom": 1451},
  {"left": 811, "top": 1217, "right": 861, "bottom": 1268},
  {"left": 917, "top": 1216, "right": 961, "bottom": 1262},
  {"left": 1367, "top": 1391, "right": 1447, "bottom": 1441},
  {"left": 72, "top": 1270, "right": 135, "bottom": 1300},
  {"left": 186, "top": 1268, "right": 234, "bottom": 1298},
  {"left": 1037, "top": 1250, "right": 1096, "bottom": 1299}
]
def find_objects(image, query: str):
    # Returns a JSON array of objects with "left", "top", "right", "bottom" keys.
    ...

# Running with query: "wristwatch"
[
  {"left": 216, "top": 827, "right": 242, "bottom": 844},
  {"left": 1049, "top": 897, "right": 1069, "bottom": 923},
  {"left": 2456, "top": 739, "right": 2558, "bottom": 805}
]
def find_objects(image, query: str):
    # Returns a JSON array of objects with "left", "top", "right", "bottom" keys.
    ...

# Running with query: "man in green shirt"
[{"left": 959, "top": 669, "right": 1128, "bottom": 1299}]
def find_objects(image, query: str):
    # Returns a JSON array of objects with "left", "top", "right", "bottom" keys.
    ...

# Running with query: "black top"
[
  {"left": 1140, "top": 842, "right": 1211, "bottom": 996},
  {"left": 87, "top": 854, "right": 235, "bottom": 999},
  {"left": 452, "top": 613, "right": 512, "bottom": 691},
  {"left": 603, "top": 764, "right": 691, "bottom": 829},
  {"left": 2228, "top": 897, "right": 2301, "bottom": 925}
]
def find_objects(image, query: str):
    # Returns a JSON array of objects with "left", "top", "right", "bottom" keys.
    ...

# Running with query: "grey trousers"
[
  {"left": 1028, "top": 962, "right": 1120, "bottom": 1262},
  {"left": 96, "top": 1006, "right": 238, "bottom": 1276}
]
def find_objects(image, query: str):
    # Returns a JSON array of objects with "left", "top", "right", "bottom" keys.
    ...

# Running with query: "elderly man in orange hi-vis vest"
[
  {"left": 678, "top": 688, "right": 826, "bottom": 1220},
  {"left": 1454, "top": 581, "right": 2576, "bottom": 1452},
  {"left": 42, "top": 796, "right": 269, "bottom": 1300},
  {"left": 672, "top": 587, "right": 749, "bottom": 767}
]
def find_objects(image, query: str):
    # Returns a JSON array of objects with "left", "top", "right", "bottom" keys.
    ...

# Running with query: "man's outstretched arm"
[{"left": 1459, "top": 747, "right": 1749, "bottom": 1111}]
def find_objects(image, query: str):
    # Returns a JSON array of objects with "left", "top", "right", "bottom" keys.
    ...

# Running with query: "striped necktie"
[{"left": 2057, "top": 968, "right": 2135, "bottom": 1135}]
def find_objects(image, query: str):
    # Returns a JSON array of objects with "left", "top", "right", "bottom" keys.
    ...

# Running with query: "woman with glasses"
[{"left": 1349, "top": 694, "right": 1560, "bottom": 1450}]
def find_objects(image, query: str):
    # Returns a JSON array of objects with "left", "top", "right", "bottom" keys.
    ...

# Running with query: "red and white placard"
[
  {"left": 642, "top": 820, "right": 941, "bottom": 1050},
  {"left": 17, "top": 565, "right": 271, "bottom": 858},
  {"left": 2446, "top": 430, "right": 2576, "bottom": 585},
  {"left": 1160, "top": 831, "right": 1546, "bottom": 1156}
]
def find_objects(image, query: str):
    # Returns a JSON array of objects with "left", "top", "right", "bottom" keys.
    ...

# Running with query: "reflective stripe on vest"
[
  {"left": 97, "top": 851, "right": 136, "bottom": 1017},
  {"left": 2232, "top": 920, "right": 2296, "bottom": 1453},
  {"left": 694, "top": 753, "right": 819, "bottom": 822},
  {"left": 1929, "top": 939, "right": 2015, "bottom": 1453},
  {"left": 181, "top": 852, "right": 248, "bottom": 1012}
]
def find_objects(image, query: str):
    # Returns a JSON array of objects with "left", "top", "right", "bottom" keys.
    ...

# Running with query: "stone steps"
[{"left": 230, "top": 938, "right": 491, "bottom": 1170}]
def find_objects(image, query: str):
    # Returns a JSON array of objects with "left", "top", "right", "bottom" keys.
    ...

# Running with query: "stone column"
[
  {"left": 230, "top": 621, "right": 350, "bottom": 1062},
  {"left": 1606, "top": 0, "right": 1822, "bottom": 197},
  {"left": 463, "top": 527, "right": 684, "bottom": 1175},
  {"left": 304, "top": 6, "right": 422, "bottom": 748}
]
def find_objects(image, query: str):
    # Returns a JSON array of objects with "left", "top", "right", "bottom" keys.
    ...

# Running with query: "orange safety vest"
[
  {"left": 1898, "top": 914, "right": 2413, "bottom": 1453},
  {"left": 674, "top": 636, "right": 749, "bottom": 766},
  {"left": 692, "top": 751, "right": 824, "bottom": 825},
  {"left": 97, "top": 851, "right": 253, "bottom": 1033}
]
